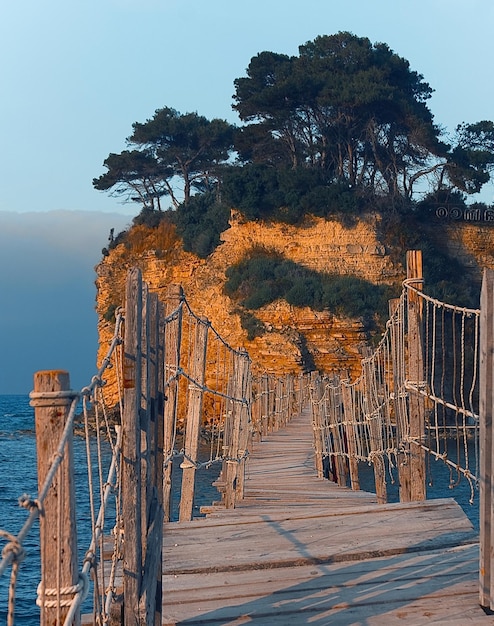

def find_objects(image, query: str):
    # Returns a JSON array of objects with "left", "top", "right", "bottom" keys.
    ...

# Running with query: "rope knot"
[
  {"left": 0, "top": 532, "right": 25, "bottom": 565},
  {"left": 36, "top": 572, "right": 89, "bottom": 608},
  {"left": 18, "top": 494, "right": 40, "bottom": 513}
]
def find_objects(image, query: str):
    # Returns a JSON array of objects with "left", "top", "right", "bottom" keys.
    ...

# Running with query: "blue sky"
[{"left": 0, "top": 0, "right": 493, "bottom": 392}]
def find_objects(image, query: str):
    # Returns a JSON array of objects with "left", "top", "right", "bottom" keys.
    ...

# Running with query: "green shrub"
[
  {"left": 103, "top": 303, "right": 118, "bottom": 323},
  {"left": 175, "top": 192, "right": 231, "bottom": 258},
  {"left": 238, "top": 311, "right": 266, "bottom": 340},
  {"left": 132, "top": 206, "right": 173, "bottom": 229},
  {"left": 221, "top": 164, "right": 362, "bottom": 224},
  {"left": 225, "top": 250, "right": 398, "bottom": 331}
]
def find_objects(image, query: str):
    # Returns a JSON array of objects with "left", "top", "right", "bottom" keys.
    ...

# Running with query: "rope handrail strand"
[
  {"left": 174, "top": 367, "right": 250, "bottom": 406},
  {"left": 61, "top": 418, "right": 124, "bottom": 625},
  {"left": 181, "top": 296, "right": 250, "bottom": 357},
  {"left": 404, "top": 380, "right": 480, "bottom": 421},
  {"left": 404, "top": 279, "right": 480, "bottom": 316}
]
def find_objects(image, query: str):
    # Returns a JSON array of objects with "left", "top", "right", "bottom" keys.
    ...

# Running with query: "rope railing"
[
  {"left": 309, "top": 252, "right": 481, "bottom": 505},
  {"left": 160, "top": 286, "right": 308, "bottom": 518}
]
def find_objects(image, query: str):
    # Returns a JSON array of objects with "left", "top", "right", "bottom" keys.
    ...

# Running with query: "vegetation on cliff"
[
  {"left": 95, "top": 31, "right": 491, "bottom": 333},
  {"left": 224, "top": 248, "right": 397, "bottom": 332}
]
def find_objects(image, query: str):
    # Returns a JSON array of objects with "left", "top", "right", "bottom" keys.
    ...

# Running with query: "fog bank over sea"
[{"left": 0, "top": 210, "right": 132, "bottom": 394}]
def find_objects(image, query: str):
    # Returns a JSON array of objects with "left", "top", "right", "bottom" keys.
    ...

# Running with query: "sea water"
[{"left": 0, "top": 395, "right": 480, "bottom": 624}]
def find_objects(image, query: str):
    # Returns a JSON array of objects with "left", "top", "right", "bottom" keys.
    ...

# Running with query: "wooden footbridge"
[
  {"left": 5, "top": 255, "right": 494, "bottom": 625},
  {"left": 162, "top": 407, "right": 486, "bottom": 625}
]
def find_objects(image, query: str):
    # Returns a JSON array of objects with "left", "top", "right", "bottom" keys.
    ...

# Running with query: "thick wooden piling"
[
  {"left": 32, "top": 369, "right": 80, "bottom": 626},
  {"left": 163, "top": 285, "right": 183, "bottom": 522},
  {"left": 179, "top": 317, "right": 208, "bottom": 522},
  {"left": 479, "top": 268, "right": 494, "bottom": 610},
  {"left": 406, "top": 250, "right": 426, "bottom": 501},
  {"left": 122, "top": 267, "right": 144, "bottom": 623}
]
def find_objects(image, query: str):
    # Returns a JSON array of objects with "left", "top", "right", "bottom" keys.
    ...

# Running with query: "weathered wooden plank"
[
  {"left": 164, "top": 515, "right": 475, "bottom": 576},
  {"left": 165, "top": 543, "right": 480, "bottom": 596},
  {"left": 163, "top": 545, "right": 487, "bottom": 625},
  {"left": 195, "top": 498, "right": 469, "bottom": 527}
]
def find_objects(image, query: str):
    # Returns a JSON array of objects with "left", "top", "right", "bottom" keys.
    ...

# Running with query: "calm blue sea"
[{"left": 0, "top": 395, "right": 480, "bottom": 624}]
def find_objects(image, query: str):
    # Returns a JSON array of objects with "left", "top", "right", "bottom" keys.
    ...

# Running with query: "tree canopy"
[
  {"left": 234, "top": 33, "right": 450, "bottom": 200},
  {"left": 94, "top": 32, "right": 494, "bottom": 219},
  {"left": 93, "top": 107, "right": 235, "bottom": 209}
]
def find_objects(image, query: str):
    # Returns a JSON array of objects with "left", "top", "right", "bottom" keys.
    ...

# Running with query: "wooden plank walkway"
[{"left": 163, "top": 408, "right": 491, "bottom": 625}]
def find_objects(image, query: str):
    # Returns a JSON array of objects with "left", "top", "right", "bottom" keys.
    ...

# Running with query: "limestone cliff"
[{"left": 95, "top": 212, "right": 493, "bottom": 408}]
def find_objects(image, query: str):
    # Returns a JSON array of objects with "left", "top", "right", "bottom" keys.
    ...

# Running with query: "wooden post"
[
  {"left": 271, "top": 376, "right": 277, "bottom": 430},
  {"left": 140, "top": 283, "right": 151, "bottom": 570},
  {"left": 251, "top": 381, "right": 261, "bottom": 442},
  {"left": 32, "top": 370, "right": 80, "bottom": 626},
  {"left": 331, "top": 382, "right": 348, "bottom": 487},
  {"left": 224, "top": 350, "right": 249, "bottom": 508},
  {"left": 261, "top": 374, "right": 269, "bottom": 437},
  {"left": 340, "top": 383, "right": 360, "bottom": 490},
  {"left": 122, "top": 267, "right": 143, "bottom": 624},
  {"left": 163, "top": 285, "right": 183, "bottom": 522},
  {"left": 140, "top": 291, "right": 164, "bottom": 625},
  {"left": 389, "top": 297, "right": 411, "bottom": 502},
  {"left": 479, "top": 268, "right": 494, "bottom": 609},
  {"left": 309, "top": 371, "right": 325, "bottom": 479},
  {"left": 297, "top": 373, "right": 305, "bottom": 415},
  {"left": 234, "top": 350, "right": 251, "bottom": 502},
  {"left": 406, "top": 250, "right": 426, "bottom": 501},
  {"left": 275, "top": 377, "right": 284, "bottom": 428},
  {"left": 362, "top": 357, "right": 387, "bottom": 504},
  {"left": 179, "top": 317, "right": 209, "bottom": 522}
]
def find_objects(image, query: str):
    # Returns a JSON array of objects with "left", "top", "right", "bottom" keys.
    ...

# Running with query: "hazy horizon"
[{"left": 0, "top": 210, "right": 132, "bottom": 394}]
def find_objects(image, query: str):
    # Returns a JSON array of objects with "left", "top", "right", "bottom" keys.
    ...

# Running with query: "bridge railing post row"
[
  {"left": 406, "top": 250, "right": 426, "bottom": 501},
  {"left": 163, "top": 285, "right": 183, "bottom": 523},
  {"left": 32, "top": 369, "right": 80, "bottom": 626},
  {"left": 479, "top": 268, "right": 494, "bottom": 610},
  {"left": 179, "top": 316, "right": 209, "bottom": 522}
]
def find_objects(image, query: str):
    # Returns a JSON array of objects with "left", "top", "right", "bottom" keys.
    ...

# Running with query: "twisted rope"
[{"left": 36, "top": 573, "right": 89, "bottom": 608}]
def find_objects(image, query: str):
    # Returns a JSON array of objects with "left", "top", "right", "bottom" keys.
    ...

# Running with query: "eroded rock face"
[{"left": 94, "top": 212, "right": 491, "bottom": 408}]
